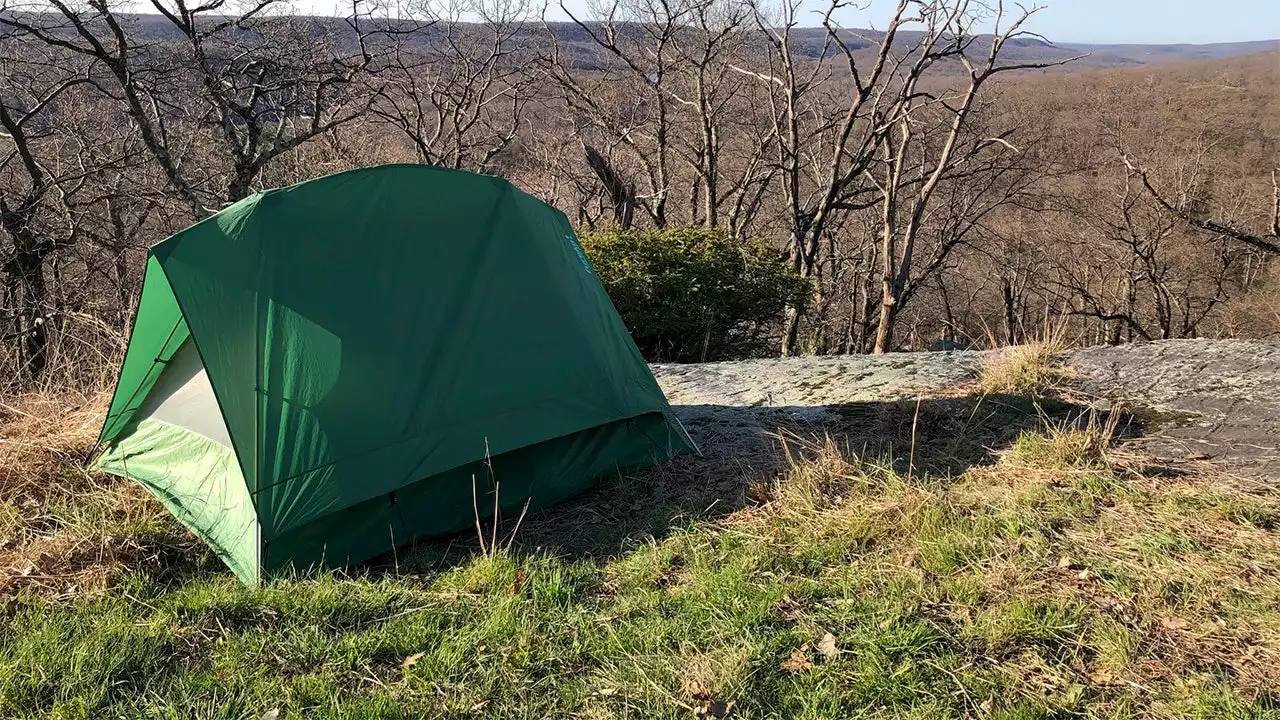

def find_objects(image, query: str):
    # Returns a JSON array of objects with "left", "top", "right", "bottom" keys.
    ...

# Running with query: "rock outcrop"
[
  {"left": 651, "top": 339, "right": 1280, "bottom": 490},
  {"left": 1071, "top": 340, "right": 1280, "bottom": 490}
]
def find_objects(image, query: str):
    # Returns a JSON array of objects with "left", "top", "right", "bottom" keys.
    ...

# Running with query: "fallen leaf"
[
  {"left": 1160, "top": 617, "right": 1192, "bottom": 631},
  {"left": 695, "top": 699, "right": 736, "bottom": 718},
  {"left": 1076, "top": 568, "right": 1091, "bottom": 581},
  {"left": 772, "top": 594, "right": 803, "bottom": 620},
  {"left": 400, "top": 652, "right": 425, "bottom": 668},
  {"left": 595, "top": 687, "right": 618, "bottom": 696},
  {"left": 1057, "top": 556, "right": 1073, "bottom": 569},
  {"left": 513, "top": 567, "right": 527, "bottom": 595},
  {"left": 816, "top": 632, "right": 838, "bottom": 660},
  {"left": 780, "top": 644, "right": 813, "bottom": 673},
  {"left": 469, "top": 701, "right": 490, "bottom": 712},
  {"left": 261, "top": 711, "right": 280, "bottom": 720}
]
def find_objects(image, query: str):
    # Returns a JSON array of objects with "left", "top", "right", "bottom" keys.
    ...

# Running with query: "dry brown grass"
[
  {"left": 0, "top": 390, "right": 179, "bottom": 603},
  {"left": 0, "top": 391, "right": 103, "bottom": 503},
  {"left": 978, "top": 331, "right": 1074, "bottom": 397}
]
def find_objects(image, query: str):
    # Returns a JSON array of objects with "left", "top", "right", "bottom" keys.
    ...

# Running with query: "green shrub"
[{"left": 579, "top": 227, "right": 806, "bottom": 362}]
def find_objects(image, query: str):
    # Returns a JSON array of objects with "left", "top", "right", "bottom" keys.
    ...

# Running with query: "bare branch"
[{"left": 1123, "top": 154, "right": 1280, "bottom": 255}]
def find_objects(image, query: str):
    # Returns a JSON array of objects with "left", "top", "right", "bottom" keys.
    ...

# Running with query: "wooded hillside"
[{"left": 1, "top": 0, "right": 1277, "bottom": 387}]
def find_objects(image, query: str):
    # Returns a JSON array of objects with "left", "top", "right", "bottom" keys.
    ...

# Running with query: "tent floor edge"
[{"left": 259, "top": 411, "right": 688, "bottom": 578}]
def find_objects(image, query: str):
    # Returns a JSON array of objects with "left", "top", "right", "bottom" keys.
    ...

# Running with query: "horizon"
[
  {"left": 279, "top": 0, "right": 1280, "bottom": 46},
  {"left": 36, "top": 0, "right": 1278, "bottom": 45},
  {"left": 812, "top": 0, "right": 1280, "bottom": 46}
]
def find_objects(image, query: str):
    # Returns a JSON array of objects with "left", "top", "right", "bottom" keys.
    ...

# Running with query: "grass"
[
  {"left": 978, "top": 333, "right": 1073, "bottom": 397},
  {"left": 0, "top": 392, "right": 193, "bottom": 603},
  {"left": 1, "top": 391, "right": 1279, "bottom": 719}
]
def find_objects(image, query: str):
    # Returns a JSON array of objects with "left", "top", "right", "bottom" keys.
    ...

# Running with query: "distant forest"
[{"left": 1, "top": 0, "right": 1278, "bottom": 386}]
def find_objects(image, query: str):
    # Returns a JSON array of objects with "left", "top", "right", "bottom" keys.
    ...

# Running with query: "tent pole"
[{"left": 672, "top": 414, "right": 702, "bottom": 457}]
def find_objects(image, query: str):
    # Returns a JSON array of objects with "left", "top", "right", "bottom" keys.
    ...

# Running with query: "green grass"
[{"left": 2, "top": 396, "right": 1280, "bottom": 718}]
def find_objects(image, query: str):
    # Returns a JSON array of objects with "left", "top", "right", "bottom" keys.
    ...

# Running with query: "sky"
[
  {"left": 540, "top": 0, "right": 1280, "bottom": 45},
  {"left": 904, "top": 0, "right": 1280, "bottom": 45},
  {"left": 285, "top": 0, "right": 1280, "bottom": 45}
]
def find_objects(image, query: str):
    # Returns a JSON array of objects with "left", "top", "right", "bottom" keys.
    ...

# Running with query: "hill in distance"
[
  {"left": 8, "top": 12, "right": 1274, "bottom": 71},
  {"left": 779, "top": 28, "right": 1278, "bottom": 69}
]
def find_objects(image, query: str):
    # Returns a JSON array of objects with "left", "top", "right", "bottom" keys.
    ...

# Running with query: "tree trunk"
[
  {"left": 780, "top": 304, "right": 802, "bottom": 356},
  {"left": 873, "top": 282, "right": 898, "bottom": 354},
  {"left": 113, "top": 250, "right": 132, "bottom": 330},
  {"left": 14, "top": 250, "right": 49, "bottom": 381},
  {"left": 780, "top": 228, "right": 816, "bottom": 357},
  {"left": 227, "top": 160, "right": 260, "bottom": 205},
  {"left": 938, "top": 277, "right": 957, "bottom": 343},
  {"left": 1001, "top": 278, "right": 1019, "bottom": 345}
]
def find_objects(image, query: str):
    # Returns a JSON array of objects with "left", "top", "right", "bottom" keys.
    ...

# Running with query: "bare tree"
[
  {"left": 740, "top": 0, "right": 1076, "bottom": 354},
  {"left": 2, "top": 0, "right": 1276, "bottom": 379},
  {"left": 541, "top": 0, "right": 679, "bottom": 228},
  {"left": 859, "top": 2, "right": 1078, "bottom": 353},
  {"left": 1124, "top": 154, "right": 1280, "bottom": 255},
  {"left": 372, "top": 0, "right": 535, "bottom": 172},
  {"left": 0, "top": 38, "right": 127, "bottom": 379},
  {"left": 741, "top": 0, "right": 911, "bottom": 354},
  {"left": 2, "top": 0, "right": 383, "bottom": 214}
]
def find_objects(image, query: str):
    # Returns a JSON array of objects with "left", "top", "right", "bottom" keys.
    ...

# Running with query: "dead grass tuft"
[
  {"left": 677, "top": 646, "right": 749, "bottom": 703},
  {"left": 0, "top": 391, "right": 183, "bottom": 603},
  {"left": 1004, "top": 409, "right": 1122, "bottom": 471},
  {"left": 0, "top": 531, "right": 149, "bottom": 603},
  {"left": 738, "top": 432, "right": 928, "bottom": 545},
  {"left": 978, "top": 332, "right": 1073, "bottom": 397},
  {"left": 0, "top": 391, "right": 104, "bottom": 503}
]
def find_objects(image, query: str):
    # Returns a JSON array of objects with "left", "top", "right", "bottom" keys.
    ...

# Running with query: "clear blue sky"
[
  {"left": 904, "top": 0, "right": 1280, "bottom": 45},
  {"left": 541, "top": 0, "right": 1280, "bottom": 45}
]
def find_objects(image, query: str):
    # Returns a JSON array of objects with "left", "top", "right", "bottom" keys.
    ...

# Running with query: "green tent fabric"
[{"left": 93, "top": 164, "right": 692, "bottom": 584}]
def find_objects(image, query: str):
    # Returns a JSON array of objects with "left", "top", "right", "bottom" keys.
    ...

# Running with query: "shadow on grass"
[
  {"left": 126, "top": 391, "right": 1138, "bottom": 587},
  {"left": 387, "top": 392, "right": 1116, "bottom": 574}
]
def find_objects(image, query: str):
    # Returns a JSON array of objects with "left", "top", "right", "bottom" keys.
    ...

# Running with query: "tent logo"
[{"left": 566, "top": 233, "right": 594, "bottom": 274}]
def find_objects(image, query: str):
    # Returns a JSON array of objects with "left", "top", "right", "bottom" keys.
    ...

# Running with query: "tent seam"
[
  {"left": 155, "top": 210, "right": 268, "bottom": 583},
  {"left": 97, "top": 258, "right": 188, "bottom": 446}
]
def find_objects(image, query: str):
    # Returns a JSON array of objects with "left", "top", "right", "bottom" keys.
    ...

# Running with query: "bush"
[{"left": 579, "top": 227, "right": 807, "bottom": 363}]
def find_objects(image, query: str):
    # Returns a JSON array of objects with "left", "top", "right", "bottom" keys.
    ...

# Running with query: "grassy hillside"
[{"left": 1, "top": 350, "right": 1277, "bottom": 718}]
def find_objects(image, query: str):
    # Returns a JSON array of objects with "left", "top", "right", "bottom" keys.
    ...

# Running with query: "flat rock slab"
[
  {"left": 653, "top": 351, "right": 989, "bottom": 408},
  {"left": 651, "top": 340, "right": 1280, "bottom": 491},
  {"left": 1068, "top": 340, "right": 1280, "bottom": 491},
  {"left": 652, "top": 352, "right": 992, "bottom": 459}
]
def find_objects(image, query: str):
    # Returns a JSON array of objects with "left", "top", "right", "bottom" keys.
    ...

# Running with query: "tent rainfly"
[{"left": 93, "top": 164, "right": 692, "bottom": 584}]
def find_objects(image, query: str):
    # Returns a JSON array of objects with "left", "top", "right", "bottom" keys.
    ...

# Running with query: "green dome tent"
[{"left": 93, "top": 164, "right": 692, "bottom": 584}]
